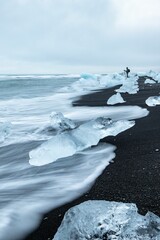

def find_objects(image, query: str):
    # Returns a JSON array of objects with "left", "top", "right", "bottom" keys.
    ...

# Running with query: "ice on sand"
[
  {"left": 29, "top": 117, "right": 135, "bottom": 166},
  {"left": 107, "top": 93, "right": 125, "bottom": 105},
  {"left": 54, "top": 200, "right": 160, "bottom": 240},
  {"left": 146, "top": 96, "right": 160, "bottom": 107}
]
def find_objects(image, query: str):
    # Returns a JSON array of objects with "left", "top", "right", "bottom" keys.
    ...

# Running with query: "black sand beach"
[{"left": 24, "top": 76, "right": 160, "bottom": 240}]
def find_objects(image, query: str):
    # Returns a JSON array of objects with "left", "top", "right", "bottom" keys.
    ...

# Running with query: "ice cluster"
[
  {"left": 29, "top": 117, "right": 134, "bottom": 166},
  {"left": 54, "top": 200, "right": 160, "bottom": 240}
]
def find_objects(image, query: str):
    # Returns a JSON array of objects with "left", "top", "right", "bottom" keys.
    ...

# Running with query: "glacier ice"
[
  {"left": 107, "top": 93, "right": 125, "bottom": 105},
  {"left": 0, "top": 122, "right": 12, "bottom": 143},
  {"left": 29, "top": 117, "right": 135, "bottom": 166},
  {"left": 99, "top": 73, "right": 125, "bottom": 88},
  {"left": 50, "top": 112, "right": 76, "bottom": 131},
  {"left": 116, "top": 75, "right": 139, "bottom": 94},
  {"left": 144, "top": 79, "right": 156, "bottom": 84},
  {"left": 146, "top": 96, "right": 160, "bottom": 107},
  {"left": 53, "top": 200, "right": 160, "bottom": 240}
]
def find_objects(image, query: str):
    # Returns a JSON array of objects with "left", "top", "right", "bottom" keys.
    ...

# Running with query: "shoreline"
[{"left": 24, "top": 76, "right": 160, "bottom": 240}]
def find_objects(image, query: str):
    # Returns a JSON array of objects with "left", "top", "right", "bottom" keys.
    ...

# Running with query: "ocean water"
[{"left": 0, "top": 74, "right": 148, "bottom": 240}]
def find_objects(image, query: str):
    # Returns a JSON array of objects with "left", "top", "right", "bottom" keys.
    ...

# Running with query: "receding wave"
[{"left": 0, "top": 142, "right": 115, "bottom": 240}]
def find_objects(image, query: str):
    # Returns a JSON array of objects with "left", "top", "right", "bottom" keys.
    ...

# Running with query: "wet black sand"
[{"left": 24, "top": 76, "right": 160, "bottom": 240}]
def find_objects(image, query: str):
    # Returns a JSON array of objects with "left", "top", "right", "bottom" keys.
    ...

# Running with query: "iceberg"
[
  {"left": 147, "top": 70, "right": 160, "bottom": 83},
  {"left": 29, "top": 117, "right": 135, "bottom": 166},
  {"left": 146, "top": 96, "right": 160, "bottom": 107},
  {"left": 54, "top": 200, "right": 160, "bottom": 240},
  {"left": 99, "top": 73, "right": 125, "bottom": 88},
  {"left": 107, "top": 93, "right": 125, "bottom": 105}
]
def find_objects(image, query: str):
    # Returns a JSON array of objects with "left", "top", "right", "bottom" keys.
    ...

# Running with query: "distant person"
[{"left": 124, "top": 67, "right": 130, "bottom": 78}]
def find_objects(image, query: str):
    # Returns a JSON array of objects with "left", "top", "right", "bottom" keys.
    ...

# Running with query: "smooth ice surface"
[
  {"left": 146, "top": 96, "right": 160, "bottom": 107},
  {"left": 144, "top": 79, "right": 156, "bottom": 84},
  {"left": 54, "top": 200, "right": 160, "bottom": 240},
  {"left": 29, "top": 117, "right": 135, "bottom": 166},
  {"left": 107, "top": 93, "right": 125, "bottom": 105}
]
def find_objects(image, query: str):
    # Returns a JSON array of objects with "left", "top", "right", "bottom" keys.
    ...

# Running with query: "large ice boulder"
[
  {"left": 29, "top": 118, "right": 134, "bottom": 166},
  {"left": 53, "top": 200, "right": 160, "bottom": 240}
]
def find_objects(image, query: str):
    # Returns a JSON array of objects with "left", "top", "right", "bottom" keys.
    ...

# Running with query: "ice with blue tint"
[
  {"left": 50, "top": 112, "right": 76, "bottom": 131},
  {"left": 107, "top": 93, "right": 125, "bottom": 105},
  {"left": 147, "top": 70, "right": 160, "bottom": 83},
  {"left": 54, "top": 200, "right": 160, "bottom": 240},
  {"left": 29, "top": 117, "right": 135, "bottom": 166},
  {"left": 80, "top": 73, "right": 98, "bottom": 80},
  {"left": 144, "top": 79, "right": 156, "bottom": 84}
]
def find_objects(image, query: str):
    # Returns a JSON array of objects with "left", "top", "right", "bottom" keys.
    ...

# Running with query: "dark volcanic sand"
[{"left": 24, "top": 76, "right": 160, "bottom": 240}]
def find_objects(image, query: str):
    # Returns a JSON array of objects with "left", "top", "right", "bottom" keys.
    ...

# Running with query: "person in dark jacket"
[{"left": 124, "top": 67, "right": 130, "bottom": 78}]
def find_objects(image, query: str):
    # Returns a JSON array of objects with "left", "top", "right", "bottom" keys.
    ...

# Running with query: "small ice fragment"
[
  {"left": 145, "top": 96, "right": 160, "bottom": 107},
  {"left": 107, "top": 93, "right": 125, "bottom": 105},
  {"left": 144, "top": 79, "right": 156, "bottom": 84}
]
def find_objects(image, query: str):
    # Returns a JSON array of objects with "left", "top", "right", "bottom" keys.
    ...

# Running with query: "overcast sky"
[{"left": 0, "top": 0, "right": 160, "bottom": 74}]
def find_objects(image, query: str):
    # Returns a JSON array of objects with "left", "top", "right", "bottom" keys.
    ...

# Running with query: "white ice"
[
  {"left": 29, "top": 118, "right": 135, "bottom": 166},
  {"left": 50, "top": 112, "right": 76, "bottom": 131},
  {"left": 116, "top": 75, "right": 139, "bottom": 94},
  {"left": 144, "top": 79, "right": 156, "bottom": 84},
  {"left": 146, "top": 96, "right": 160, "bottom": 107},
  {"left": 107, "top": 93, "right": 125, "bottom": 105},
  {"left": 54, "top": 200, "right": 160, "bottom": 240},
  {"left": 147, "top": 70, "right": 160, "bottom": 83}
]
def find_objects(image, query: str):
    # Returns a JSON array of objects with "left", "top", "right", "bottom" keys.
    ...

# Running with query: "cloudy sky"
[{"left": 0, "top": 0, "right": 160, "bottom": 73}]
